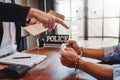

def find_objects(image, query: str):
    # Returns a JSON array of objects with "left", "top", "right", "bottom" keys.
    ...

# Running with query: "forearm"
[
  {"left": 78, "top": 59, "right": 113, "bottom": 80},
  {"left": 0, "top": 2, "right": 30, "bottom": 22},
  {"left": 27, "top": 8, "right": 46, "bottom": 21},
  {"left": 81, "top": 48, "right": 104, "bottom": 60}
]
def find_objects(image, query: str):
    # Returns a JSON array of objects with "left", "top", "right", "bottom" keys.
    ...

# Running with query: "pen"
[{"left": 12, "top": 56, "right": 31, "bottom": 59}]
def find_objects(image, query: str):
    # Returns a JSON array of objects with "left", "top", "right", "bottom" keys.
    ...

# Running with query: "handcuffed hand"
[
  {"left": 66, "top": 40, "right": 80, "bottom": 54},
  {"left": 60, "top": 47, "right": 77, "bottom": 68}
]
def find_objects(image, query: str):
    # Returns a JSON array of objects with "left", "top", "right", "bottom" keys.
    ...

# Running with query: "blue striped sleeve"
[
  {"left": 112, "top": 64, "right": 120, "bottom": 80},
  {"left": 102, "top": 43, "right": 120, "bottom": 63}
]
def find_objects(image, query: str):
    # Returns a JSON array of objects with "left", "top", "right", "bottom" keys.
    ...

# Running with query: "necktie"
[{"left": 0, "top": 22, "right": 3, "bottom": 46}]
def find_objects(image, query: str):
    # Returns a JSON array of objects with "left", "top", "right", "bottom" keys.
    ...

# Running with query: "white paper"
[
  {"left": 0, "top": 45, "right": 47, "bottom": 67},
  {"left": 0, "top": 52, "right": 47, "bottom": 67},
  {"left": 23, "top": 24, "right": 48, "bottom": 36}
]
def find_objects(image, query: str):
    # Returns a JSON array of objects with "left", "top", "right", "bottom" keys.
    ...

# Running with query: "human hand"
[
  {"left": 26, "top": 18, "right": 38, "bottom": 26},
  {"left": 27, "top": 8, "right": 69, "bottom": 32},
  {"left": 60, "top": 47, "right": 77, "bottom": 68},
  {"left": 66, "top": 40, "right": 80, "bottom": 54}
]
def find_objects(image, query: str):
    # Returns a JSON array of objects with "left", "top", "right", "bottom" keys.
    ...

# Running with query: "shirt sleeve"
[
  {"left": 102, "top": 43, "right": 120, "bottom": 63},
  {"left": 0, "top": 2, "right": 30, "bottom": 22},
  {"left": 112, "top": 64, "right": 120, "bottom": 80}
]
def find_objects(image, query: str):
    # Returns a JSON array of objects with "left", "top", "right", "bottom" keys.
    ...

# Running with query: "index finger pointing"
[{"left": 55, "top": 17, "right": 69, "bottom": 29}]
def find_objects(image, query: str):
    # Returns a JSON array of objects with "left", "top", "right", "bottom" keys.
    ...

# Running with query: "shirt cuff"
[
  {"left": 112, "top": 64, "right": 120, "bottom": 80},
  {"left": 103, "top": 46, "right": 114, "bottom": 57},
  {"left": 101, "top": 46, "right": 115, "bottom": 63}
]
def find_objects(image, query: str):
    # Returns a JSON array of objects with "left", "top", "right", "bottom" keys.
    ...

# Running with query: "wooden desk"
[{"left": 0, "top": 47, "right": 98, "bottom": 80}]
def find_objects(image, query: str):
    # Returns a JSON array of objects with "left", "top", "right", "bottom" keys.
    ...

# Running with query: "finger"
[
  {"left": 48, "top": 16, "right": 55, "bottom": 31},
  {"left": 60, "top": 56, "right": 68, "bottom": 64},
  {"left": 47, "top": 18, "right": 53, "bottom": 31},
  {"left": 66, "top": 43, "right": 72, "bottom": 47},
  {"left": 66, "top": 40, "right": 73, "bottom": 46},
  {"left": 60, "top": 56, "right": 74, "bottom": 68},
  {"left": 45, "top": 17, "right": 51, "bottom": 29},
  {"left": 60, "top": 50, "right": 68, "bottom": 59},
  {"left": 35, "top": 12, "right": 51, "bottom": 28},
  {"left": 66, "top": 40, "right": 76, "bottom": 48},
  {"left": 55, "top": 17, "right": 69, "bottom": 29},
  {"left": 64, "top": 48, "right": 77, "bottom": 55},
  {"left": 66, "top": 40, "right": 75, "bottom": 45},
  {"left": 51, "top": 16, "right": 56, "bottom": 29},
  {"left": 28, "top": 20, "right": 37, "bottom": 25},
  {"left": 48, "top": 14, "right": 55, "bottom": 27},
  {"left": 65, "top": 47, "right": 73, "bottom": 51}
]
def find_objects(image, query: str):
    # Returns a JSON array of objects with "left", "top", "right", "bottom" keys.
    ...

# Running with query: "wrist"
[
  {"left": 74, "top": 55, "right": 85, "bottom": 71},
  {"left": 27, "top": 8, "right": 37, "bottom": 18},
  {"left": 79, "top": 47, "right": 83, "bottom": 56},
  {"left": 74, "top": 48, "right": 83, "bottom": 72},
  {"left": 77, "top": 58, "right": 85, "bottom": 69}
]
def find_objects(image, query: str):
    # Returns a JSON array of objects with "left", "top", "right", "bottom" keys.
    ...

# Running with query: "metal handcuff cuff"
[{"left": 74, "top": 47, "right": 83, "bottom": 72}]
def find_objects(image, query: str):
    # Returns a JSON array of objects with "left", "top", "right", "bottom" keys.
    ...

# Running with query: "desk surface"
[{"left": 0, "top": 47, "right": 98, "bottom": 80}]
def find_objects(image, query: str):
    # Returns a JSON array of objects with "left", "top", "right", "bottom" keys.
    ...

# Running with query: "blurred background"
[{"left": 15, "top": 0, "right": 120, "bottom": 50}]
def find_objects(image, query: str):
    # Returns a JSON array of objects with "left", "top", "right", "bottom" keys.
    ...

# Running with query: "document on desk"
[{"left": 0, "top": 45, "right": 47, "bottom": 68}]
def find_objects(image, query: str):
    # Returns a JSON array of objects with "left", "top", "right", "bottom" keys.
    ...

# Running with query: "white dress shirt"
[{"left": 0, "top": 0, "right": 17, "bottom": 51}]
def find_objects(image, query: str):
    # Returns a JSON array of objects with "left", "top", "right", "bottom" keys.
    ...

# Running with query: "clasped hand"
[{"left": 60, "top": 40, "right": 81, "bottom": 68}]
